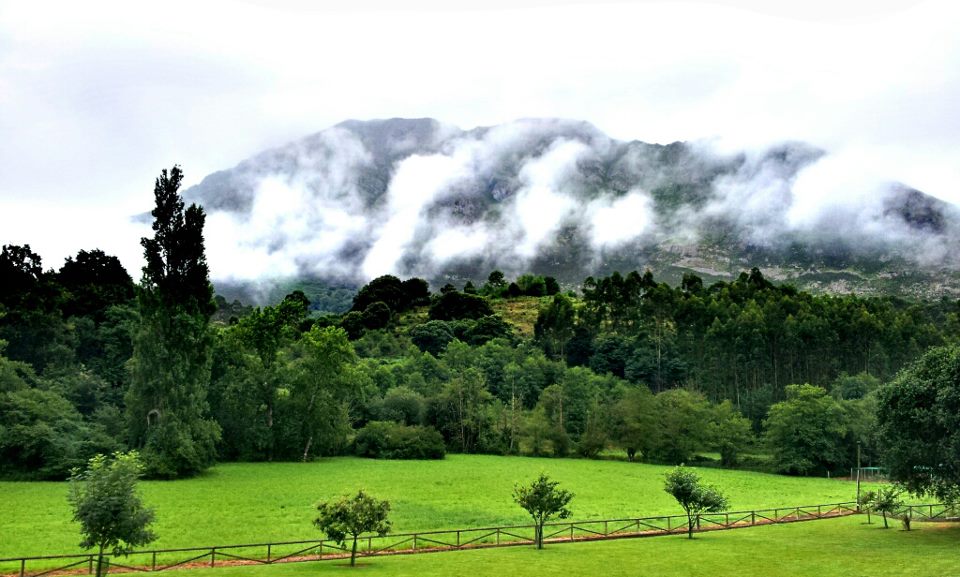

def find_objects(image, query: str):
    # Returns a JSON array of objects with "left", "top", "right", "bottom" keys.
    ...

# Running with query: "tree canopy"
[
  {"left": 512, "top": 473, "right": 573, "bottom": 549},
  {"left": 68, "top": 451, "right": 156, "bottom": 577},
  {"left": 877, "top": 345, "right": 960, "bottom": 502},
  {"left": 314, "top": 490, "right": 391, "bottom": 566}
]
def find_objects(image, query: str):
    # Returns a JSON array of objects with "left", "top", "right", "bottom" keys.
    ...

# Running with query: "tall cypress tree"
[{"left": 126, "top": 166, "right": 220, "bottom": 477}]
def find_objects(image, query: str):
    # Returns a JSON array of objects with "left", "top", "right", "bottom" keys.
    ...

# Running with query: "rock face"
[{"left": 187, "top": 118, "right": 960, "bottom": 298}]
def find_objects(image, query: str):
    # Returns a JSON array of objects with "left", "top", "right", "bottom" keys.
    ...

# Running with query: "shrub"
[{"left": 354, "top": 421, "right": 445, "bottom": 459}]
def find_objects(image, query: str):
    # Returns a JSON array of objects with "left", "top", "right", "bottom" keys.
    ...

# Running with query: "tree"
[
  {"left": 313, "top": 490, "right": 391, "bottom": 566},
  {"left": 287, "top": 326, "right": 356, "bottom": 461},
  {"left": 428, "top": 291, "right": 494, "bottom": 321},
  {"left": 877, "top": 345, "right": 960, "bottom": 503},
  {"left": 763, "top": 384, "right": 846, "bottom": 475},
  {"left": 663, "top": 466, "right": 728, "bottom": 539},
  {"left": 649, "top": 389, "right": 711, "bottom": 464},
  {"left": 409, "top": 320, "right": 455, "bottom": 356},
  {"left": 611, "top": 386, "right": 656, "bottom": 461},
  {"left": 866, "top": 486, "right": 904, "bottom": 529},
  {"left": 126, "top": 166, "right": 220, "bottom": 477},
  {"left": 67, "top": 452, "right": 156, "bottom": 577},
  {"left": 534, "top": 294, "right": 576, "bottom": 360},
  {"left": 708, "top": 400, "right": 754, "bottom": 467},
  {"left": 512, "top": 473, "right": 573, "bottom": 549}
]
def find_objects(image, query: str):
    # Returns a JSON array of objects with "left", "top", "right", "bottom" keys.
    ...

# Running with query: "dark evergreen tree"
[{"left": 126, "top": 166, "right": 221, "bottom": 478}]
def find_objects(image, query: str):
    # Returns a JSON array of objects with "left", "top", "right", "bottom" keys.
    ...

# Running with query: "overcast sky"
[{"left": 1, "top": 0, "right": 958, "bottom": 277}]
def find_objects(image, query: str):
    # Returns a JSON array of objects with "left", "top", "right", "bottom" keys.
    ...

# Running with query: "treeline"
[
  {"left": 541, "top": 268, "right": 958, "bottom": 426},
  {"left": 2, "top": 166, "right": 959, "bottom": 480}
]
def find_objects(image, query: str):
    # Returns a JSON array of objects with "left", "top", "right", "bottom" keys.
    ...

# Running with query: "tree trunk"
[
  {"left": 96, "top": 544, "right": 105, "bottom": 577},
  {"left": 687, "top": 514, "right": 695, "bottom": 539},
  {"left": 535, "top": 524, "right": 543, "bottom": 549},
  {"left": 882, "top": 511, "right": 888, "bottom": 528},
  {"left": 302, "top": 435, "right": 313, "bottom": 462},
  {"left": 350, "top": 535, "right": 358, "bottom": 566}
]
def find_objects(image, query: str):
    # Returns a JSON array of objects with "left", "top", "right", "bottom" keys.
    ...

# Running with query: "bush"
[
  {"left": 354, "top": 421, "right": 445, "bottom": 459},
  {"left": 428, "top": 291, "right": 494, "bottom": 321}
]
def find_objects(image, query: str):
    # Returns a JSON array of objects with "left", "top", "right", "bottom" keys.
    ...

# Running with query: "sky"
[{"left": 1, "top": 0, "right": 959, "bottom": 279}]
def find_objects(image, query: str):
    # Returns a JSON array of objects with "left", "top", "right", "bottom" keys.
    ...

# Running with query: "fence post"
[
  {"left": 413, "top": 533, "right": 417, "bottom": 551},
  {"left": 666, "top": 516, "right": 671, "bottom": 531},
  {"left": 152, "top": 551, "right": 157, "bottom": 571},
  {"left": 456, "top": 531, "right": 461, "bottom": 547},
  {"left": 266, "top": 544, "right": 271, "bottom": 563},
  {"left": 604, "top": 520, "right": 608, "bottom": 536},
  {"left": 20, "top": 558, "right": 25, "bottom": 577},
  {"left": 211, "top": 547, "right": 216, "bottom": 567},
  {"left": 497, "top": 528, "right": 501, "bottom": 546},
  {"left": 570, "top": 525, "right": 574, "bottom": 540},
  {"left": 89, "top": 555, "right": 94, "bottom": 574},
  {"left": 751, "top": 510, "right": 756, "bottom": 525}
]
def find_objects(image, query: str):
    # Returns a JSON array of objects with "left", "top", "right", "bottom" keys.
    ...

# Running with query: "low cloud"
[{"left": 187, "top": 118, "right": 960, "bottom": 292}]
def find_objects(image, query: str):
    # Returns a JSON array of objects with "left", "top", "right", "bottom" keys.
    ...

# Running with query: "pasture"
[
  {"left": 112, "top": 516, "right": 960, "bottom": 577},
  {"left": 0, "top": 455, "right": 872, "bottom": 560}
]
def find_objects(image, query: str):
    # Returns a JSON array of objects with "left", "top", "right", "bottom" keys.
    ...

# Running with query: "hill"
[{"left": 188, "top": 118, "right": 960, "bottom": 303}]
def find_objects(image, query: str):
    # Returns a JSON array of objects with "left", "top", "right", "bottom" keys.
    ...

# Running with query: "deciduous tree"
[
  {"left": 68, "top": 452, "right": 156, "bottom": 577},
  {"left": 877, "top": 345, "right": 960, "bottom": 502},
  {"left": 313, "top": 490, "right": 391, "bottom": 566},
  {"left": 513, "top": 473, "right": 573, "bottom": 549},
  {"left": 663, "top": 466, "right": 728, "bottom": 539}
]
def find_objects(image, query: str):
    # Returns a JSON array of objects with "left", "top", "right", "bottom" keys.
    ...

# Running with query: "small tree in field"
[
  {"left": 664, "top": 466, "right": 728, "bottom": 539},
  {"left": 314, "top": 490, "right": 391, "bottom": 566},
  {"left": 67, "top": 452, "right": 157, "bottom": 577},
  {"left": 513, "top": 473, "right": 573, "bottom": 549},
  {"left": 869, "top": 486, "right": 904, "bottom": 529}
]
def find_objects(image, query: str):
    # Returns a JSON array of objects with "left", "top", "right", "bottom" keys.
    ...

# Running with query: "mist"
[{"left": 188, "top": 117, "right": 960, "bottom": 292}]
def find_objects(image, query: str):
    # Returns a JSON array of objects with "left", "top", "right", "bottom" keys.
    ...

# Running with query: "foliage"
[
  {"left": 67, "top": 452, "right": 156, "bottom": 577},
  {"left": 877, "top": 345, "right": 960, "bottom": 502},
  {"left": 353, "top": 421, "right": 446, "bottom": 460},
  {"left": 512, "top": 473, "right": 573, "bottom": 549},
  {"left": 313, "top": 490, "right": 391, "bottom": 566},
  {"left": 865, "top": 486, "right": 904, "bottom": 529},
  {"left": 611, "top": 386, "right": 656, "bottom": 461},
  {"left": 534, "top": 294, "right": 576, "bottom": 360},
  {"left": 764, "top": 384, "right": 846, "bottom": 475},
  {"left": 126, "top": 166, "right": 220, "bottom": 478},
  {"left": 284, "top": 326, "right": 356, "bottom": 461},
  {"left": 649, "top": 389, "right": 711, "bottom": 464},
  {"left": 663, "top": 465, "right": 729, "bottom": 539},
  {"left": 380, "top": 386, "right": 425, "bottom": 425},
  {"left": 428, "top": 291, "right": 494, "bottom": 321},
  {"left": 708, "top": 400, "right": 753, "bottom": 467},
  {"left": 409, "top": 321, "right": 455, "bottom": 356}
]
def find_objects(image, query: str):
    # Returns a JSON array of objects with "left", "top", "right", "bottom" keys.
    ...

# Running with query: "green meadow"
[
  {"left": 127, "top": 516, "right": 960, "bottom": 577},
  {"left": 0, "top": 455, "right": 873, "bottom": 561}
]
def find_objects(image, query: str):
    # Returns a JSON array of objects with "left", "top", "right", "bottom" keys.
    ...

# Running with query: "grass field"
[
  {"left": 132, "top": 516, "right": 960, "bottom": 577},
  {"left": 0, "top": 455, "right": 875, "bottom": 560}
]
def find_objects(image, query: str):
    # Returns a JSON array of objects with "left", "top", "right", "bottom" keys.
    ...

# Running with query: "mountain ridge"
[{"left": 185, "top": 117, "right": 960, "bottom": 302}]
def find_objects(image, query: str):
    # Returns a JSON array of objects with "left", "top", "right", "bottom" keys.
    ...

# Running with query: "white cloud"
[
  {"left": 2, "top": 0, "right": 959, "bottom": 278},
  {"left": 586, "top": 189, "right": 656, "bottom": 249}
]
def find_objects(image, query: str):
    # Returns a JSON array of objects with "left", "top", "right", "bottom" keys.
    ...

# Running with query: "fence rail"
[{"left": 0, "top": 501, "right": 864, "bottom": 577}]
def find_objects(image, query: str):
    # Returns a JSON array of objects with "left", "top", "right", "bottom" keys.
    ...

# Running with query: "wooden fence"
[{"left": 0, "top": 501, "right": 862, "bottom": 577}]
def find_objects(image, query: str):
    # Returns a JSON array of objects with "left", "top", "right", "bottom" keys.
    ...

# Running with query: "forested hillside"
[{"left": 3, "top": 230, "right": 957, "bottom": 480}]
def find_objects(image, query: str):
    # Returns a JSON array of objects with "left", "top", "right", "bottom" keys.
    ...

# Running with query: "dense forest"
[{"left": 2, "top": 169, "right": 958, "bottom": 481}]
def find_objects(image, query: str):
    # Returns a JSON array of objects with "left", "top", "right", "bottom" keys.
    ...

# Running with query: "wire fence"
[{"left": 0, "top": 501, "right": 865, "bottom": 577}]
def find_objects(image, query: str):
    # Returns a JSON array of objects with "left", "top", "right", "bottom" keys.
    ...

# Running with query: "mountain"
[{"left": 187, "top": 118, "right": 960, "bottom": 303}]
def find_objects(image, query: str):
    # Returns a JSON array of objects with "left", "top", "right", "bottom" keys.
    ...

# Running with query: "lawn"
[
  {"left": 141, "top": 516, "right": 960, "bottom": 577},
  {"left": 0, "top": 454, "right": 873, "bottom": 560}
]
